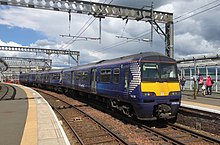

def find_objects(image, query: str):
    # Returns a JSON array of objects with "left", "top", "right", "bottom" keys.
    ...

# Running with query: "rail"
[
  {"left": 0, "top": 84, "right": 16, "bottom": 100},
  {"left": 37, "top": 89, "right": 128, "bottom": 145}
]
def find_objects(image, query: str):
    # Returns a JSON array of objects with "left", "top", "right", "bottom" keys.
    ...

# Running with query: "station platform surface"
[
  {"left": 0, "top": 83, "right": 70, "bottom": 145},
  {"left": 181, "top": 90, "right": 220, "bottom": 114}
]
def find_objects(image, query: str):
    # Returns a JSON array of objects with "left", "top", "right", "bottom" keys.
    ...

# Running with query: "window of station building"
[
  {"left": 100, "top": 69, "right": 111, "bottom": 83},
  {"left": 113, "top": 68, "right": 120, "bottom": 84},
  {"left": 217, "top": 67, "right": 220, "bottom": 82},
  {"left": 184, "top": 69, "right": 190, "bottom": 76},
  {"left": 198, "top": 67, "right": 206, "bottom": 76},
  {"left": 206, "top": 67, "right": 216, "bottom": 82},
  {"left": 208, "top": 67, "right": 215, "bottom": 76}
]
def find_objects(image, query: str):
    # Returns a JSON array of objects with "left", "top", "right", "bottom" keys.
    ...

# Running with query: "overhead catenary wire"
[
  {"left": 175, "top": 2, "right": 220, "bottom": 23},
  {"left": 91, "top": 0, "right": 220, "bottom": 53},
  {"left": 62, "top": 0, "right": 113, "bottom": 49},
  {"left": 120, "top": 19, "right": 129, "bottom": 37},
  {"left": 174, "top": 0, "right": 220, "bottom": 20}
]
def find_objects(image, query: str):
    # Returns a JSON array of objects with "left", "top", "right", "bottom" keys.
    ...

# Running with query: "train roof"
[
  {"left": 19, "top": 52, "right": 176, "bottom": 75},
  {"left": 64, "top": 51, "right": 175, "bottom": 71}
]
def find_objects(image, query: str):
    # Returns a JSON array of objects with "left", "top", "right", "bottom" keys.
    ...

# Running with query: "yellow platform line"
[{"left": 20, "top": 86, "right": 37, "bottom": 145}]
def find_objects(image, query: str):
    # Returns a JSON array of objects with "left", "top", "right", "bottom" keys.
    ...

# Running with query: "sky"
[{"left": 0, "top": 0, "right": 220, "bottom": 68}]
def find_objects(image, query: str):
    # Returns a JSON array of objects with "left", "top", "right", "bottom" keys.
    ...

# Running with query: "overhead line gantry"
[
  {"left": 0, "top": 0, "right": 174, "bottom": 58},
  {"left": 0, "top": 45, "right": 80, "bottom": 65},
  {"left": 0, "top": 57, "right": 52, "bottom": 69}
]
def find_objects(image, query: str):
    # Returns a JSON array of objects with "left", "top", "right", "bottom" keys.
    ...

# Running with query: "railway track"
[
  {"left": 138, "top": 123, "right": 220, "bottom": 145},
  {"left": 35, "top": 88, "right": 220, "bottom": 145},
  {"left": 38, "top": 90, "right": 128, "bottom": 145},
  {"left": 177, "top": 106, "right": 220, "bottom": 136},
  {"left": 0, "top": 84, "right": 16, "bottom": 100},
  {"left": 70, "top": 92, "right": 220, "bottom": 145},
  {"left": 101, "top": 105, "right": 220, "bottom": 145}
]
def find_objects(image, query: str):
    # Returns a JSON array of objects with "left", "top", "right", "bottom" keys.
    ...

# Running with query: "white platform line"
[{"left": 181, "top": 103, "right": 220, "bottom": 115}]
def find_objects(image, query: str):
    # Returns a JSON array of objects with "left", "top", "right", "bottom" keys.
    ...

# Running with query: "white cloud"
[
  {"left": 0, "top": 39, "right": 22, "bottom": 47},
  {"left": 1, "top": 0, "right": 220, "bottom": 67},
  {"left": 0, "top": 40, "right": 23, "bottom": 56},
  {"left": 156, "top": 3, "right": 174, "bottom": 13},
  {"left": 175, "top": 32, "right": 218, "bottom": 58}
]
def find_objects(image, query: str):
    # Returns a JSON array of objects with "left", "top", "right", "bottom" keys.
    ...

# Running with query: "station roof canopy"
[{"left": 177, "top": 54, "right": 220, "bottom": 68}]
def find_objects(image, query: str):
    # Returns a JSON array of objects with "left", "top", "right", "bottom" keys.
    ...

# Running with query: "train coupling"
[{"left": 156, "top": 104, "right": 172, "bottom": 119}]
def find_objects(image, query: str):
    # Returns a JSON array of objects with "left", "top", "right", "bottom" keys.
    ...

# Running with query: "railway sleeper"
[
  {"left": 83, "top": 137, "right": 117, "bottom": 145},
  {"left": 78, "top": 131, "right": 109, "bottom": 138}
]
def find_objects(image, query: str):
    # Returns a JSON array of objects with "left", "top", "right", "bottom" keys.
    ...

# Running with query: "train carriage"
[
  {"left": 19, "top": 73, "right": 29, "bottom": 85},
  {"left": 19, "top": 52, "right": 181, "bottom": 121},
  {"left": 89, "top": 52, "right": 181, "bottom": 120}
]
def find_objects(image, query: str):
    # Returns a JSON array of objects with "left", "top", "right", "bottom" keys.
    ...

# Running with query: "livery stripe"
[{"left": 129, "top": 62, "right": 141, "bottom": 93}]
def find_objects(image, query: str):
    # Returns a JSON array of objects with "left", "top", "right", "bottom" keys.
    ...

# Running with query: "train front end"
[{"left": 131, "top": 55, "right": 181, "bottom": 121}]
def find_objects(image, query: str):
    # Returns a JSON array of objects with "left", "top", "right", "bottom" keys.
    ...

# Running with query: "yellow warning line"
[{"left": 20, "top": 86, "right": 37, "bottom": 145}]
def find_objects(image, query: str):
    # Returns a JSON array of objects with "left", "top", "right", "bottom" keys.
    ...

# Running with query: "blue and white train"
[{"left": 19, "top": 52, "right": 181, "bottom": 121}]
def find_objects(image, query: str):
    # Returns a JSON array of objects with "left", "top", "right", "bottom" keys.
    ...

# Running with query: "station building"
[{"left": 177, "top": 54, "right": 220, "bottom": 92}]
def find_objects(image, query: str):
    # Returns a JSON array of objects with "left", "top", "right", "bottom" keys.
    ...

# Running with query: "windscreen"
[
  {"left": 142, "top": 62, "right": 178, "bottom": 81},
  {"left": 142, "top": 63, "right": 159, "bottom": 79}
]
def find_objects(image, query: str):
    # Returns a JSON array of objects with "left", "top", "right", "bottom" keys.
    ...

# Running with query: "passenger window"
[
  {"left": 82, "top": 71, "right": 88, "bottom": 81},
  {"left": 113, "top": 68, "right": 120, "bottom": 84},
  {"left": 100, "top": 69, "right": 111, "bottom": 83},
  {"left": 76, "top": 72, "right": 81, "bottom": 81},
  {"left": 53, "top": 73, "right": 60, "bottom": 80}
]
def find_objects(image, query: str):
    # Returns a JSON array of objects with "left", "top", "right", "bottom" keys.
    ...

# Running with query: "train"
[{"left": 19, "top": 52, "right": 181, "bottom": 121}]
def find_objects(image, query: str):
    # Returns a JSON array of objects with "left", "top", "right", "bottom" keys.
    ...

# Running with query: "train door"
[
  {"left": 123, "top": 65, "right": 130, "bottom": 99},
  {"left": 91, "top": 68, "right": 97, "bottom": 93},
  {"left": 71, "top": 71, "right": 74, "bottom": 88}
]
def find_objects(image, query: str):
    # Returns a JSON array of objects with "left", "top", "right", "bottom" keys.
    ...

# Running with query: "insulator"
[
  {"left": 19, "top": 0, "right": 26, "bottom": 4},
  {"left": 10, "top": 0, "right": 18, "bottom": 4},
  {"left": 53, "top": 2, "right": 59, "bottom": 9},
  {"left": 44, "top": 0, "right": 51, "bottom": 7},
  {"left": 68, "top": 3, "right": 73, "bottom": 9},
  {"left": 36, "top": 0, "right": 43, "bottom": 6},
  {"left": 60, "top": 2, "right": 67, "bottom": 9},
  {"left": 72, "top": 3, "right": 77, "bottom": 9},
  {"left": 28, "top": 0, "right": 35, "bottom": 6}
]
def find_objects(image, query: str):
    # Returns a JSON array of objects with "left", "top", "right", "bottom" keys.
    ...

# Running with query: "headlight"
[
  {"left": 169, "top": 91, "right": 180, "bottom": 96},
  {"left": 142, "top": 92, "right": 156, "bottom": 96}
]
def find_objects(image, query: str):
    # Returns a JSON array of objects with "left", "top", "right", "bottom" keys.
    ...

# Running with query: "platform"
[
  {"left": 0, "top": 83, "right": 70, "bottom": 145},
  {"left": 181, "top": 90, "right": 220, "bottom": 114}
]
